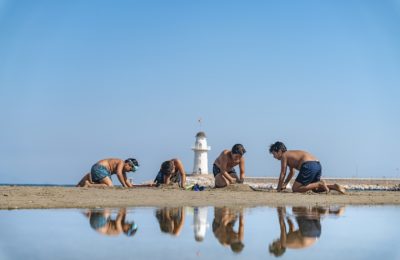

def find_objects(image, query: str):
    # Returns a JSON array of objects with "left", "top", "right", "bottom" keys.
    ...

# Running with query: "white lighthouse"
[{"left": 192, "top": 131, "right": 211, "bottom": 175}]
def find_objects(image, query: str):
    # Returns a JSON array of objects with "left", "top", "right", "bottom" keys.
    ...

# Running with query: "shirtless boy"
[
  {"left": 213, "top": 144, "right": 246, "bottom": 188},
  {"left": 269, "top": 141, "right": 345, "bottom": 194},
  {"left": 153, "top": 158, "right": 187, "bottom": 188},
  {"left": 76, "top": 158, "right": 139, "bottom": 188}
]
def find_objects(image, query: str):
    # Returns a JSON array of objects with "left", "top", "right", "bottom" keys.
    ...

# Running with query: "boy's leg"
[
  {"left": 327, "top": 183, "right": 346, "bottom": 194},
  {"left": 84, "top": 176, "right": 113, "bottom": 187},
  {"left": 215, "top": 173, "right": 228, "bottom": 188},
  {"left": 292, "top": 180, "right": 329, "bottom": 193},
  {"left": 294, "top": 162, "right": 329, "bottom": 193},
  {"left": 77, "top": 173, "right": 91, "bottom": 187}
]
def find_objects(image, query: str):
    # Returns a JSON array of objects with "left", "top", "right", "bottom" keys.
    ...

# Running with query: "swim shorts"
[
  {"left": 295, "top": 161, "right": 322, "bottom": 186},
  {"left": 90, "top": 163, "right": 111, "bottom": 183},
  {"left": 213, "top": 164, "right": 236, "bottom": 177}
]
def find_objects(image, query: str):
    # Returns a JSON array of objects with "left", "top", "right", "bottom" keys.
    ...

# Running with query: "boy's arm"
[
  {"left": 277, "top": 156, "right": 288, "bottom": 192},
  {"left": 123, "top": 172, "right": 134, "bottom": 187},
  {"left": 219, "top": 154, "right": 236, "bottom": 183},
  {"left": 164, "top": 174, "right": 170, "bottom": 185},
  {"left": 238, "top": 210, "right": 244, "bottom": 241},
  {"left": 277, "top": 207, "right": 287, "bottom": 245},
  {"left": 173, "top": 208, "right": 185, "bottom": 236},
  {"left": 222, "top": 170, "right": 236, "bottom": 183},
  {"left": 175, "top": 159, "right": 186, "bottom": 188},
  {"left": 115, "top": 209, "right": 126, "bottom": 233},
  {"left": 238, "top": 157, "right": 245, "bottom": 183},
  {"left": 116, "top": 161, "right": 128, "bottom": 187},
  {"left": 283, "top": 167, "right": 295, "bottom": 189}
]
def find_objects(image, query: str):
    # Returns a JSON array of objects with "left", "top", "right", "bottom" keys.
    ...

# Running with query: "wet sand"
[{"left": 1, "top": 184, "right": 399, "bottom": 209}]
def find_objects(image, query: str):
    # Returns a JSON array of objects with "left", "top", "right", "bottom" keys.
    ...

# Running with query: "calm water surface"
[{"left": 0, "top": 206, "right": 399, "bottom": 260}]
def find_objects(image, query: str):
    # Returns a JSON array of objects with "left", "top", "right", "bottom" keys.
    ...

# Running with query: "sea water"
[{"left": 0, "top": 206, "right": 399, "bottom": 260}]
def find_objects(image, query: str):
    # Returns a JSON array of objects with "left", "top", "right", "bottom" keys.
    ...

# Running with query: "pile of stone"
[
  {"left": 186, "top": 175, "right": 400, "bottom": 191},
  {"left": 341, "top": 184, "right": 398, "bottom": 191}
]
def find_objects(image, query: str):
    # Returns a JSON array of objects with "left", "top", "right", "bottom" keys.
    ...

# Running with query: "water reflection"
[
  {"left": 82, "top": 205, "right": 345, "bottom": 256},
  {"left": 155, "top": 207, "right": 185, "bottom": 236},
  {"left": 84, "top": 208, "right": 138, "bottom": 237},
  {"left": 3, "top": 205, "right": 398, "bottom": 259},
  {"left": 193, "top": 207, "right": 208, "bottom": 242},
  {"left": 212, "top": 207, "right": 245, "bottom": 253},
  {"left": 269, "top": 206, "right": 345, "bottom": 257}
]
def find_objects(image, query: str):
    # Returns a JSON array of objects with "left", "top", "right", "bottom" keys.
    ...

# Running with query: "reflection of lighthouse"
[
  {"left": 192, "top": 132, "right": 211, "bottom": 175},
  {"left": 193, "top": 207, "right": 208, "bottom": 242}
]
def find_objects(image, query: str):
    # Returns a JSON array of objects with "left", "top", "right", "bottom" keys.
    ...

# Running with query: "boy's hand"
[
  {"left": 282, "top": 183, "right": 288, "bottom": 190},
  {"left": 237, "top": 178, "right": 244, "bottom": 184}
]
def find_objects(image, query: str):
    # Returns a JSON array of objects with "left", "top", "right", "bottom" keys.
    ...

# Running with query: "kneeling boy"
[
  {"left": 77, "top": 158, "right": 139, "bottom": 188},
  {"left": 269, "top": 142, "right": 345, "bottom": 194},
  {"left": 214, "top": 144, "right": 246, "bottom": 188},
  {"left": 154, "top": 159, "right": 187, "bottom": 188}
]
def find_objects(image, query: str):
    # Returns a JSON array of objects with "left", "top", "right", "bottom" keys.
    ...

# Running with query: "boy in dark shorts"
[
  {"left": 213, "top": 144, "right": 246, "bottom": 188},
  {"left": 269, "top": 142, "right": 345, "bottom": 194},
  {"left": 153, "top": 158, "right": 187, "bottom": 188}
]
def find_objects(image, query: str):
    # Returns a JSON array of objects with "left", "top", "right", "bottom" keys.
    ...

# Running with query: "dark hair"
[
  {"left": 231, "top": 144, "right": 246, "bottom": 156},
  {"left": 269, "top": 242, "right": 286, "bottom": 257},
  {"left": 160, "top": 160, "right": 174, "bottom": 174},
  {"left": 269, "top": 142, "right": 287, "bottom": 154},
  {"left": 125, "top": 158, "right": 139, "bottom": 167},
  {"left": 231, "top": 242, "right": 245, "bottom": 253}
]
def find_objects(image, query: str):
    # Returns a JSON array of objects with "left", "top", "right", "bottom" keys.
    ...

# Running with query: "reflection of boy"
[
  {"left": 269, "top": 207, "right": 319, "bottom": 257},
  {"left": 213, "top": 144, "right": 246, "bottom": 188},
  {"left": 87, "top": 208, "right": 138, "bottom": 237},
  {"left": 155, "top": 207, "right": 185, "bottom": 236},
  {"left": 269, "top": 206, "right": 345, "bottom": 257},
  {"left": 212, "top": 207, "right": 245, "bottom": 253}
]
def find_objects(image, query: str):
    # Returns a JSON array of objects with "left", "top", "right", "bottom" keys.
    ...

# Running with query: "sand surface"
[{"left": 1, "top": 185, "right": 399, "bottom": 209}]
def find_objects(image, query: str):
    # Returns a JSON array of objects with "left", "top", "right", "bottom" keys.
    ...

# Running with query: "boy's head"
[
  {"left": 269, "top": 240, "right": 286, "bottom": 257},
  {"left": 161, "top": 160, "right": 175, "bottom": 175},
  {"left": 123, "top": 222, "right": 138, "bottom": 237},
  {"left": 124, "top": 158, "right": 139, "bottom": 172},
  {"left": 231, "top": 144, "right": 246, "bottom": 161},
  {"left": 269, "top": 142, "right": 287, "bottom": 160},
  {"left": 231, "top": 241, "right": 245, "bottom": 253}
]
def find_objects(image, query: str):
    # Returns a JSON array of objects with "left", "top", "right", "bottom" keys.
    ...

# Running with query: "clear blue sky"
[{"left": 1, "top": 0, "right": 399, "bottom": 184}]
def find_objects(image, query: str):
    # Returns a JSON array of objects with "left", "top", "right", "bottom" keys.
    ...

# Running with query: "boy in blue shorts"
[
  {"left": 269, "top": 142, "right": 345, "bottom": 194},
  {"left": 76, "top": 158, "right": 139, "bottom": 187}
]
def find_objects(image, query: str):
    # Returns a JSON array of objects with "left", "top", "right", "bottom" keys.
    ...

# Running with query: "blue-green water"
[{"left": 0, "top": 206, "right": 399, "bottom": 260}]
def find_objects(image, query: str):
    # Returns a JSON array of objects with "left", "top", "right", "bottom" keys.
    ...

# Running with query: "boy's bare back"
[
  {"left": 283, "top": 151, "right": 318, "bottom": 170},
  {"left": 97, "top": 158, "right": 123, "bottom": 173}
]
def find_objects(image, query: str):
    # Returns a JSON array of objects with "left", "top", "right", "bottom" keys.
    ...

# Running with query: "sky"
[{"left": 0, "top": 0, "right": 399, "bottom": 184}]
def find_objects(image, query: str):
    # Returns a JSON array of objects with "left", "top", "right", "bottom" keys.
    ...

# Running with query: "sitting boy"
[
  {"left": 213, "top": 144, "right": 246, "bottom": 188},
  {"left": 153, "top": 158, "right": 187, "bottom": 188},
  {"left": 269, "top": 141, "right": 345, "bottom": 194},
  {"left": 76, "top": 158, "right": 139, "bottom": 188}
]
